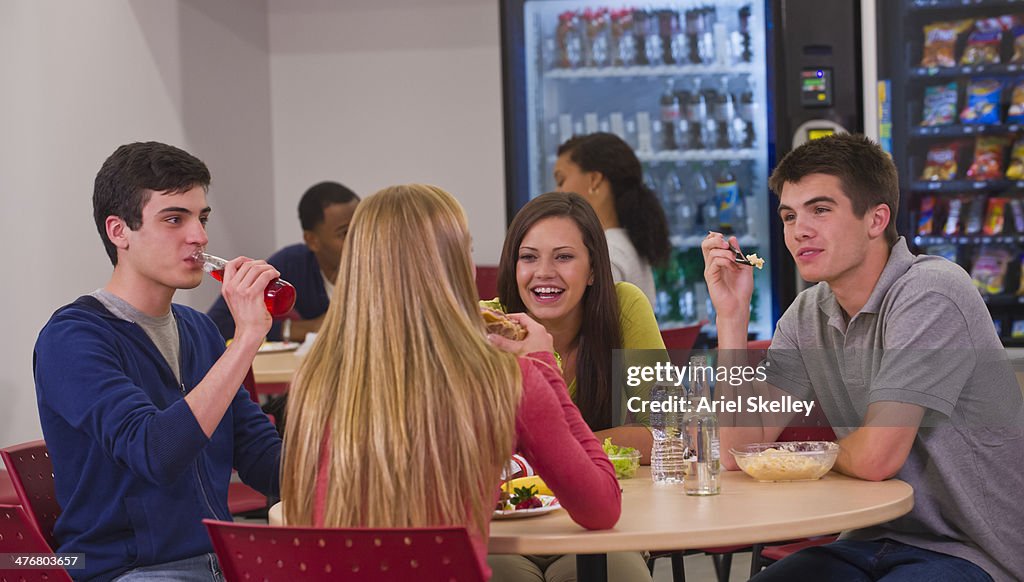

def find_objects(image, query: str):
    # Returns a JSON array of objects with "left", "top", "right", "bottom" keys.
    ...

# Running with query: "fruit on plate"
[
  {"left": 511, "top": 485, "right": 543, "bottom": 510},
  {"left": 496, "top": 484, "right": 544, "bottom": 511},
  {"left": 506, "top": 475, "right": 553, "bottom": 496}
]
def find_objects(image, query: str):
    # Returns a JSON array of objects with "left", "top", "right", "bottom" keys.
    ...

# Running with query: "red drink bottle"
[{"left": 195, "top": 251, "right": 296, "bottom": 318}]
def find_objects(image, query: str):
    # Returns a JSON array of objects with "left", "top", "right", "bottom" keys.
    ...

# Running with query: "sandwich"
[{"left": 481, "top": 307, "right": 527, "bottom": 341}]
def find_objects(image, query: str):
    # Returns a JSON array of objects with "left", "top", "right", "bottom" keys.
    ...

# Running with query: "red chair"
[
  {"left": 660, "top": 323, "right": 703, "bottom": 351},
  {"left": 660, "top": 323, "right": 704, "bottom": 369},
  {"left": 0, "top": 505, "right": 72, "bottom": 580},
  {"left": 1, "top": 441, "right": 60, "bottom": 550},
  {"left": 0, "top": 470, "right": 18, "bottom": 506},
  {"left": 203, "top": 519, "right": 486, "bottom": 582},
  {"left": 475, "top": 266, "right": 499, "bottom": 301}
]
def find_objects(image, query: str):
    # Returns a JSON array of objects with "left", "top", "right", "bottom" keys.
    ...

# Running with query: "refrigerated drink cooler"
[{"left": 501, "top": 0, "right": 866, "bottom": 340}]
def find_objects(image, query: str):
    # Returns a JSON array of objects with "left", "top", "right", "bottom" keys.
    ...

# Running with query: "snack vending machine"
[
  {"left": 500, "top": 0, "right": 866, "bottom": 340},
  {"left": 878, "top": 0, "right": 1024, "bottom": 345}
]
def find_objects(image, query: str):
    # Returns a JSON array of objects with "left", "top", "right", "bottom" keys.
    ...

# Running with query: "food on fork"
[
  {"left": 481, "top": 307, "right": 528, "bottom": 341},
  {"left": 745, "top": 253, "right": 765, "bottom": 269}
]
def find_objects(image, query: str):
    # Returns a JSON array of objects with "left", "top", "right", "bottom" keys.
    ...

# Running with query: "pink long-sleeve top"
[{"left": 313, "top": 351, "right": 622, "bottom": 578}]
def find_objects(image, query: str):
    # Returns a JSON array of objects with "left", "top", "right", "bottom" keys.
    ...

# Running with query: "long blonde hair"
[{"left": 281, "top": 184, "right": 522, "bottom": 536}]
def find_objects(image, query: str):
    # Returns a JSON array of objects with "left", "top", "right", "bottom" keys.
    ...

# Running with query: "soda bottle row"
[
  {"left": 649, "top": 161, "right": 753, "bottom": 238},
  {"left": 552, "top": 4, "right": 753, "bottom": 70},
  {"left": 659, "top": 77, "right": 756, "bottom": 151},
  {"left": 546, "top": 77, "right": 757, "bottom": 157}
]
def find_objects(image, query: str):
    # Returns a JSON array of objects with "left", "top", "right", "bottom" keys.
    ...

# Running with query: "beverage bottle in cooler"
[
  {"left": 660, "top": 166, "right": 683, "bottom": 212},
  {"left": 633, "top": 9, "right": 650, "bottom": 66},
  {"left": 684, "top": 8, "right": 702, "bottom": 64},
  {"left": 737, "top": 5, "right": 753, "bottom": 63},
  {"left": 668, "top": 9, "right": 688, "bottom": 65},
  {"left": 643, "top": 9, "right": 664, "bottom": 66},
  {"left": 611, "top": 9, "right": 637, "bottom": 66},
  {"left": 716, "top": 169, "right": 742, "bottom": 234},
  {"left": 698, "top": 6, "right": 717, "bottom": 65},
  {"left": 557, "top": 11, "right": 584, "bottom": 69},
  {"left": 703, "top": 87, "right": 722, "bottom": 149},
  {"left": 650, "top": 382, "right": 688, "bottom": 484},
  {"left": 738, "top": 81, "right": 757, "bottom": 147},
  {"left": 586, "top": 8, "right": 611, "bottom": 68},
  {"left": 714, "top": 79, "right": 736, "bottom": 149},
  {"left": 702, "top": 192, "right": 720, "bottom": 232},
  {"left": 684, "top": 355, "right": 721, "bottom": 495},
  {"left": 658, "top": 9, "right": 683, "bottom": 65},
  {"left": 684, "top": 79, "right": 707, "bottom": 149},
  {"left": 660, "top": 79, "right": 680, "bottom": 151}
]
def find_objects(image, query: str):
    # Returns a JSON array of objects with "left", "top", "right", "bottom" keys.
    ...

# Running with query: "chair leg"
[
  {"left": 711, "top": 553, "right": 732, "bottom": 582},
  {"left": 670, "top": 551, "right": 685, "bottom": 582},
  {"left": 749, "top": 543, "right": 764, "bottom": 576}
]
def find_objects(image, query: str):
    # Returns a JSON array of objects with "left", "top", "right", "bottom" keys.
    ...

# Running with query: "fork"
[
  {"left": 709, "top": 231, "right": 755, "bottom": 266},
  {"left": 728, "top": 241, "right": 755, "bottom": 267}
]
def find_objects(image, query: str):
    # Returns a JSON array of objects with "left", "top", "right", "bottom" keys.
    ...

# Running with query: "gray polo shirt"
[{"left": 764, "top": 237, "right": 1024, "bottom": 581}]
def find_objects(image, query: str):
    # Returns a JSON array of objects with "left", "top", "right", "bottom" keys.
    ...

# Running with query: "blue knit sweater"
[{"left": 33, "top": 296, "right": 281, "bottom": 581}]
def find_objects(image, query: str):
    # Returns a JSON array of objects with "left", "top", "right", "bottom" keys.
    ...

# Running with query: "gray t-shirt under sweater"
[
  {"left": 763, "top": 238, "right": 1024, "bottom": 581},
  {"left": 92, "top": 289, "right": 181, "bottom": 383}
]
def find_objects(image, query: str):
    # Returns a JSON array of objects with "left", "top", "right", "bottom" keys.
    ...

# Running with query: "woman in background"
[
  {"left": 486, "top": 191, "right": 661, "bottom": 581},
  {"left": 555, "top": 132, "right": 671, "bottom": 306},
  {"left": 281, "top": 184, "right": 620, "bottom": 580}
]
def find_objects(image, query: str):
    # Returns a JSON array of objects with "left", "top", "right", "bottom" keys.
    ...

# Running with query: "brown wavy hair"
[{"left": 497, "top": 192, "right": 622, "bottom": 430}]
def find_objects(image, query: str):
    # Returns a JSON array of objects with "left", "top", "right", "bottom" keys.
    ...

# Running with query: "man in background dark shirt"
[{"left": 207, "top": 181, "right": 359, "bottom": 341}]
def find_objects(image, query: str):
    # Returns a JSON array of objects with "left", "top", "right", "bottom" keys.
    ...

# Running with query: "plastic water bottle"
[
  {"left": 684, "top": 355, "right": 721, "bottom": 495},
  {"left": 650, "top": 383, "right": 688, "bottom": 484}
]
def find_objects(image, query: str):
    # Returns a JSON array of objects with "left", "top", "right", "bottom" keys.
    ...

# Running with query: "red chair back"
[
  {"left": 0, "top": 470, "right": 18, "bottom": 506},
  {"left": 1, "top": 441, "right": 60, "bottom": 550},
  {"left": 203, "top": 519, "right": 486, "bottom": 582},
  {"left": 0, "top": 505, "right": 72, "bottom": 580},
  {"left": 475, "top": 266, "right": 499, "bottom": 301}
]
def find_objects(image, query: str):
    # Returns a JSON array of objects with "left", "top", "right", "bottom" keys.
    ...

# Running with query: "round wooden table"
[
  {"left": 251, "top": 350, "right": 303, "bottom": 385},
  {"left": 269, "top": 467, "right": 913, "bottom": 581},
  {"left": 488, "top": 467, "right": 913, "bottom": 581}
]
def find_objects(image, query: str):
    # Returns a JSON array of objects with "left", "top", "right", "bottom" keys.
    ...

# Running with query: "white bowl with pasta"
[{"left": 730, "top": 441, "right": 839, "bottom": 482}]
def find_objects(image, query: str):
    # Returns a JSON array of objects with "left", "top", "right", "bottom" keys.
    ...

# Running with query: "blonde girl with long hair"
[{"left": 281, "top": 184, "right": 621, "bottom": 578}]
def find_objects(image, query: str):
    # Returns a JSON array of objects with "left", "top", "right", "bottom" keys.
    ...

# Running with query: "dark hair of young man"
[
  {"left": 298, "top": 181, "right": 360, "bottom": 231},
  {"left": 497, "top": 191, "right": 623, "bottom": 430},
  {"left": 768, "top": 133, "right": 900, "bottom": 246},
  {"left": 557, "top": 132, "right": 672, "bottom": 267},
  {"left": 93, "top": 142, "right": 211, "bottom": 266}
]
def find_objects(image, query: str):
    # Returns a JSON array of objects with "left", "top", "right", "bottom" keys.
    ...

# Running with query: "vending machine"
[
  {"left": 500, "top": 0, "right": 865, "bottom": 339},
  {"left": 875, "top": 0, "right": 1024, "bottom": 346}
]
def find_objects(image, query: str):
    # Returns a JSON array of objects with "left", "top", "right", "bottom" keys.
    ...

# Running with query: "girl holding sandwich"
[{"left": 485, "top": 192, "right": 665, "bottom": 582}]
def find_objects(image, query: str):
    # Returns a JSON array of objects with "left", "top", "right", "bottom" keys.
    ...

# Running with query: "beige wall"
[
  {"left": 1, "top": 0, "right": 507, "bottom": 446},
  {"left": 267, "top": 0, "right": 507, "bottom": 261},
  {"left": 0, "top": 0, "right": 276, "bottom": 446}
]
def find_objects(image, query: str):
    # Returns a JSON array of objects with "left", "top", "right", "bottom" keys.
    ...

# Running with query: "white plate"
[
  {"left": 493, "top": 495, "right": 561, "bottom": 520},
  {"left": 258, "top": 341, "right": 301, "bottom": 353}
]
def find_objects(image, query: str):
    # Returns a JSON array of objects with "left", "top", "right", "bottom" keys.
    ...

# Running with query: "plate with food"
[
  {"left": 258, "top": 341, "right": 301, "bottom": 353},
  {"left": 494, "top": 482, "right": 561, "bottom": 519}
]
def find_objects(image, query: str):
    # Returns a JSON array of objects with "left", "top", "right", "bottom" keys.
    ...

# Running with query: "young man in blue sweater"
[
  {"left": 206, "top": 181, "right": 359, "bottom": 342},
  {"left": 34, "top": 142, "right": 283, "bottom": 581}
]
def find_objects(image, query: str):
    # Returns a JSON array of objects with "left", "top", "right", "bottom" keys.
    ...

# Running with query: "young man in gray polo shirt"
[{"left": 703, "top": 133, "right": 1023, "bottom": 581}]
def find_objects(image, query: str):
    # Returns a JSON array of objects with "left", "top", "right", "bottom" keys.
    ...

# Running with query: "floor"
[{"left": 652, "top": 552, "right": 755, "bottom": 582}]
